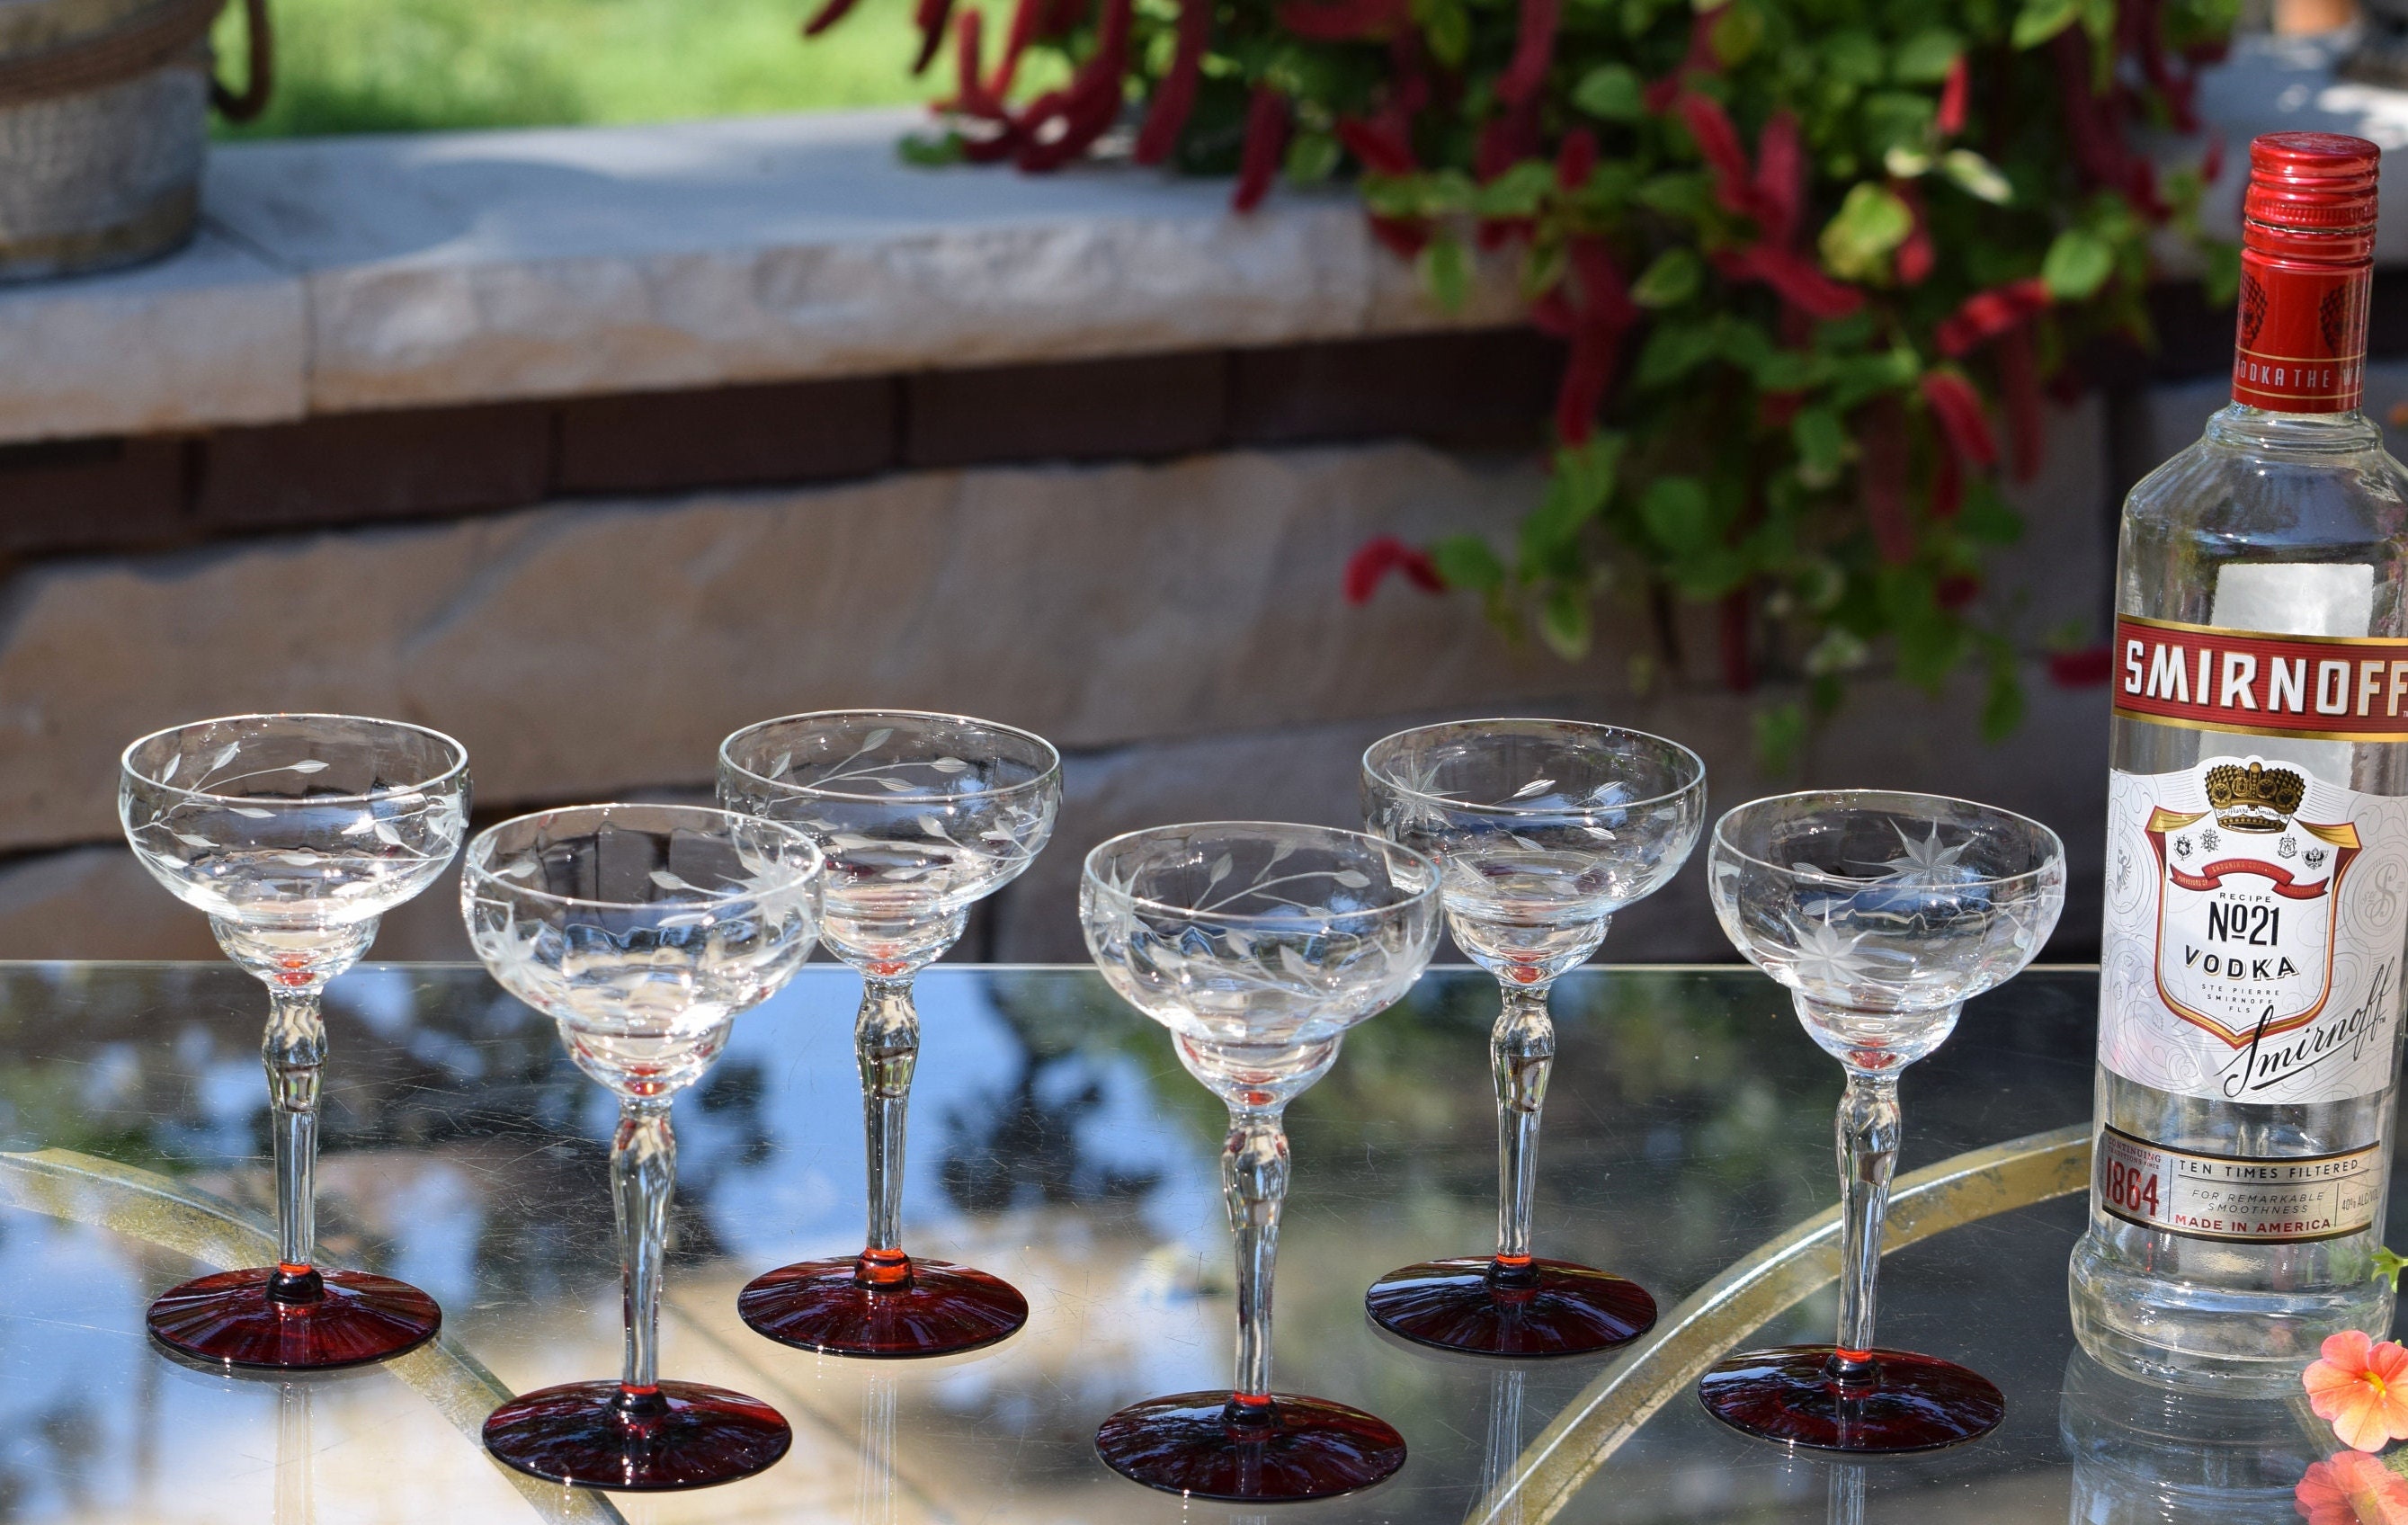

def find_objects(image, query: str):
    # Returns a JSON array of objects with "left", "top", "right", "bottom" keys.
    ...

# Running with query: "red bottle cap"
[{"left": 2244, "top": 131, "right": 2379, "bottom": 247}]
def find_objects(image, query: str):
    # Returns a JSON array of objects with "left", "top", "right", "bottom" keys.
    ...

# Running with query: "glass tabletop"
[{"left": 0, "top": 962, "right": 2364, "bottom": 1524}]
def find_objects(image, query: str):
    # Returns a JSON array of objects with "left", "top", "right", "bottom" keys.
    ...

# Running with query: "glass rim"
[
  {"left": 1081, "top": 819, "right": 1440, "bottom": 927},
  {"left": 462, "top": 802, "right": 825, "bottom": 912},
  {"left": 120, "top": 712, "right": 470, "bottom": 807},
  {"left": 1709, "top": 788, "right": 2066, "bottom": 891},
  {"left": 718, "top": 709, "right": 1063, "bottom": 806},
  {"left": 1362, "top": 717, "right": 1707, "bottom": 818}
]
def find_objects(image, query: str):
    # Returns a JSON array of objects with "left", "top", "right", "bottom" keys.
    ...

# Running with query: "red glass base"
[
  {"left": 1697, "top": 1344, "right": 2005, "bottom": 1453},
  {"left": 1365, "top": 1257, "right": 1657, "bottom": 1357},
  {"left": 147, "top": 1266, "right": 441, "bottom": 1370},
  {"left": 736, "top": 1254, "right": 1027, "bottom": 1358},
  {"left": 1095, "top": 1391, "right": 1406, "bottom": 1501},
  {"left": 483, "top": 1379, "right": 792, "bottom": 1491}
]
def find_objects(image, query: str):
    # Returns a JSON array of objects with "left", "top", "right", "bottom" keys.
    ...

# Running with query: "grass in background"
[{"left": 211, "top": 0, "right": 952, "bottom": 138}]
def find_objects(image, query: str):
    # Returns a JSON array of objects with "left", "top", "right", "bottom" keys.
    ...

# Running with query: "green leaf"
[
  {"left": 1475, "top": 161, "right": 1556, "bottom": 218},
  {"left": 2201, "top": 238, "right": 2241, "bottom": 307},
  {"left": 1753, "top": 348, "right": 1827, "bottom": 391},
  {"left": 1574, "top": 62, "right": 1646, "bottom": 120},
  {"left": 1709, "top": 0, "right": 1763, "bottom": 64},
  {"left": 1521, "top": 435, "right": 1624, "bottom": 570},
  {"left": 1892, "top": 27, "right": 1962, "bottom": 84},
  {"left": 1419, "top": 236, "right": 1471, "bottom": 313},
  {"left": 1982, "top": 660, "right": 2026, "bottom": 742},
  {"left": 1818, "top": 182, "right": 1914, "bottom": 282},
  {"left": 1430, "top": 534, "right": 1505, "bottom": 592},
  {"left": 1418, "top": 0, "right": 1470, "bottom": 67},
  {"left": 897, "top": 132, "right": 968, "bottom": 166},
  {"left": 1753, "top": 701, "right": 1809, "bottom": 773},
  {"left": 1958, "top": 481, "right": 2024, "bottom": 544},
  {"left": 1822, "top": 29, "right": 1884, "bottom": 85},
  {"left": 1636, "top": 171, "right": 1715, "bottom": 218},
  {"left": 1639, "top": 475, "right": 1717, "bottom": 555},
  {"left": 1940, "top": 148, "right": 2014, "bottom": 205},
  {"left": 2011, "top": 0, "right": 2081, "bottom": 48},
  {"left": 2042, "top": 227, "right": 2115, "bottom": 300},
  {"left": 1538, "top": 584, "right": 1592, "bottom": 658},
  {"left": 1558, "top": 433, "right": 1626, "bottom": 512},
  {"left": 1285, "top": 131, "right": 1342, "bottom": 183},
  {"left": 1635, "top": 321, "right": 1721, "bottom": 388},
  {"left": 1631, "top": 247, "right": 1702, "bottom": 308},
  {"left": 1792, "top": 406, "right": 1847, "bottom": 484}
]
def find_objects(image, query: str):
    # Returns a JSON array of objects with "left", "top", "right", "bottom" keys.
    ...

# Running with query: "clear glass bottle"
[{"left": 2068, "top": 131, "right": 2408, "bottom": 1394}]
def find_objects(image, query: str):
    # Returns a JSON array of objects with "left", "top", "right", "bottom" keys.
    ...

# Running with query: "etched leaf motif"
[
  {"left": 1208, "top": 855, "right": 1233, "bottom": 888},
  {"left": 277, "top": 852, "right": 317, "bottom": 867},
  {"left": 1267, "top": 841, "right": 1295, "bottom": 867},
  {"left": 649, "top": 869, "right": 702, "bottom": 893},
  {"left": 173, "top": 833, "right": 213, "bottom": 850},
  {"left": 930, "top": 756, "right": 970, "bottom": 773},
  {"left": 210, "top": 743, "right": 240, "bottom": 771},
  {"left": 1277, "top": 943, "right": 1314, "bottom": 980},
  {"left": 863, "top": 727, "right": 894, "bottom": 750},
  {"left": 157, "top": 754, "right": 179, "bottom": 784},
  {"left": 228, "top": 807, "right": 275, "bottom": 819},
  {"left": 494, "top": 856, "right": 540, "bottom": 880},
  {"left": 1512, "top": 778, "right": 1556, "bottom": 799},
  {"left": 286, "top": 759, "right": 330, "bottom": 774},
  {"left": 769, "top": 752, "right": 793, "bottom": 780},
  {"left": 1330, "top": 869, "right": 1371, "bottom": 887},
  {"left": 372, "top": 822, "right": 405, "bottom": 847},
  {"left": 870, "top": 777, "right": 916, "bottom": 792}
]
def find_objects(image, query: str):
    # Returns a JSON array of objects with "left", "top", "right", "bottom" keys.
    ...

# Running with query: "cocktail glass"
[
  {"left": 1081, "top": 822, "right": 1441, "bottom": 1500},
  {"left": 1360, "top": 718, "right": 1705, "bottom": 1356},
  {"left": 1699, "top": 789, "right": 2065, "bottom": 1452},
  {"left": 462, "top": 803, "right": 825, "bottom": 1489},
  {"left": 718, "top": 711, "right": 1059, "bottom": 1357},
  {"left": 120, "top": 713, "right": 469, "bottom": 1369}
]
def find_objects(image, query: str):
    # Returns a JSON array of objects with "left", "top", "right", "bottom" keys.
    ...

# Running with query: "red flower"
[
  {"left": 2306, "top": 1333, "right": 2408, "bottom": 1453},
  {"left": 1494, "top": 0, "right": 1560, "bottom": 104},
  {"left": 2048, "top": 645, "right": 2113, "bottom": 687},
  {"left": 1343, "top": 536, "right": 1445, "bottom": 602},
  {"left": 1935, "top": 573, "right": 1980, "bottom": 611},
  {"left": 1337, "top": 112, "right": 1419, "bottom": 175},
  {"left": 1895, "top": 180, "right": 1933, "bottom": 286},
  {"left": 1936, "top": 278, "right": 2051, "bottom": 358},
  {"left": 1859, "top": 397, "right": 1915, "bottom": 566},
  {"left": 2296, "top": 1449, "right": 2408, "bottom": 1524},
  {"left": 1556, "top": 128, "right": 1598, "bottom": 192},
  {"left": 1936, "top": 55, "right": 1969, "bottom": 136},
  {"left": 1232, "top": 87, "right": 1289, "bottom": 212},
  {"left": 1921, "top": 370, "right": 1997, "bottom": 472},
  {"left": 1136, "top": 0, "right": 1214, "bottom": 164},
  {"left": 1277, "top": 0, "right": 1405, "bottom": 40}
]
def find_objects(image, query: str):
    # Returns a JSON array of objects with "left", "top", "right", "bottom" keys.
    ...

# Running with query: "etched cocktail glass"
[
  {"left": 1700, "top": 789, "right": 2064, "bottom": 1452},
  {"left": 120, "top": 713, "right": 469, "bottom": 1369},
  {"left": 1360, "top": 718, "right": 1705, "bottom": 1356},
  {"left": 1081, "top": 822, "right": 1441, "bottom": 1501},
  {"left": 718, "top": 710, "right": 1060, "bottom": 1358},
  {"left": 462, "top": 803, "right": 824, "bottom": 1489}
]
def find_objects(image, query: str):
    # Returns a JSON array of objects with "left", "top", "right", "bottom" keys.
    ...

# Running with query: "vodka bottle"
[{"left": 2069, "top": 131, "right": 2408, "bottom": 1394}]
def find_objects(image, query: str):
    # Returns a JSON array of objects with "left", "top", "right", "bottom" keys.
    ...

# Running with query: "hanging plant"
[{"left": 808, "top": 0, "right": 2239, "bottom": 762}]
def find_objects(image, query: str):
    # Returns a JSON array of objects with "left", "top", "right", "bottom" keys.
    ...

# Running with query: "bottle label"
[
  {"left": 2101, "top": 751, "right": 2408, "bottom": 1105},
  {"left": 2112, "top": 613, "right": 2408, "bottom": 741},
  {"left": 2232, "top": 251, "right": 2368, "bottom": 413},
  {"left": 2095, "top": 1126, "right": 2383, "bottom": 1242}
]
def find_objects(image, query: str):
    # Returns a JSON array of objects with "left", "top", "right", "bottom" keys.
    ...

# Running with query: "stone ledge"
[{"left": 1, "top": 34, "right": 2401, "bottom": 446}]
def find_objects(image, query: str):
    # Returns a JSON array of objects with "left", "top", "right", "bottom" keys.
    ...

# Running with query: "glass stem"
[
  {"left": 1491, "top": 979, "right": 1555, "bottom": 1278},
  {"left": 612, "top": 1098, "right": 674, "bottom": 1400},
  {"left": 263, "top": 985, "right": 326, "bottom": 1293},
  {"left": 1224, "top": 1107, "right": 1289, "bottom": 1407},
  {"left": 1832, "top": 1068, "right": 1902, "bottom": 1374},
  {"left": 856, "top": 976, "right": 919, "bottom": 1287}
]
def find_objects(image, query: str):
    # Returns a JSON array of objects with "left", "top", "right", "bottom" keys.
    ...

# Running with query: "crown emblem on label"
[{"left": 2205, "top": 761, "right": 2306, "bottom": 832}]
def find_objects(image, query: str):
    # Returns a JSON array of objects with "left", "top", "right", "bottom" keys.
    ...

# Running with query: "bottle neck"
[
  {"left": 2205, "top": 403, "right": 2383, "bottom": 456},
  {"left": 2231, "top": 236, "right": 2371, "bottom": 415}
]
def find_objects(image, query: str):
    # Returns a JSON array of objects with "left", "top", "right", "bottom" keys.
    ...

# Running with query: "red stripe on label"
[{"left": 2112, "top": 615, "right": 2408, "bottom": 741}]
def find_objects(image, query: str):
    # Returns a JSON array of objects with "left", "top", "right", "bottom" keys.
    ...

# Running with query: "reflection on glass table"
[{"left": 0, "top": 961, "right": 2388, "bottom": 1523}]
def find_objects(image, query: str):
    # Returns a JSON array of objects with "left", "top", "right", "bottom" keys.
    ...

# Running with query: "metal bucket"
[{"left": 0, "top": 0, "right": 267, "bottom": 281}]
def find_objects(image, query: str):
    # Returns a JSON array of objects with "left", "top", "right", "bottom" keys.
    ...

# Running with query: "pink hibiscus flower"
[
  {"left": 2308, "top": 1333, "right": 2408, "bottom": 1453},
  {"left": 2297, "top": 1450, "right": 2408, "bottom": 1524}
]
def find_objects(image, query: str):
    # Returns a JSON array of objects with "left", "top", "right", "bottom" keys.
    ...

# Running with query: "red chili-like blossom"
[
  {"left": 1014, "top": 0, "right": 1132, "bottom": 171},
  {"left": 1343, "top": 536, "right": 1445, "bottom": 602},
  {"left": 1550, "top": 238, "right": 1636, "bottom": 443},
  {"left": 1920, "top": 370, "right": 1997, "bottom": 471},
  {"left": 912, "top": 0, "right": 957, "bottom": 74},
  {"left": 1931, "top": 438, "right": 1963, "bottom": 519},
  {"left": 1529, "top": 287, "right": 1575, "bottom": 338},
  {"left": 2048, "top": 645, "right": 2114, "bottom": 687},
  {"left": 1135, "top": 0, "right": 1211, "bottom": 164},
  {"left": 1936, "top": 573, "right": 1980, "bottom": 611},
  {"left": 1569, "top": 236, "right": 1636, "bottom": 326},
  {"left": 1936, "top": 54, "right": 1969, "bottom": 136},
  {"left": 985, "top": 0, "right": 1043, "bottom": 95},
  {"left": 2202, "top": 135, "right": 2225, "bottom": 184},
  {"left": 1556, "top": 128, "right": 1598, "bottom": 192},
  {"left": 1717, "top": 245, "right": 1864, "bottom": 320},
  {"left": 1495, "top": 0, "right": 1561, "bottom": 106},
  {"left": 1996, "top": 325, "right": 2044, "bottom": 482},
  {"left": 1895, "top": 180, "right": 1934, "bottom": 285},
  {"left": 1278, "top": 0, "right": 1406, "bottom": 40},
  {"left": 1370, "top": 215, "right": 1431, "bottom": 257},
  {"left": 1721, "top": 589, "right": 1755, "bottom": 692},
  {"left": 2051, "top": 29, "right": 2132, "bottom": 197},
  {"left": 949, "top": 9, "right": 994, "bottom": 113},
  {"left": 1757, "top": 390, "right": 1803, "bottom": 430},
  {"left": 802, "top": 0, "right": 862, "bottom": 37},
  {"left": 1936, "top": 277, "right": 2050, "bottom": 357},
  {"left": 1233, "top": 86, "right": 1289, "bottom": 212},
  {"left": 1678, "top": 93, "right": 1759, "bottom": 219},
  {"left": 1338, "top": 111, "right": 1420, "bottom": 175},
  {"left": 1642, "top": 7, "right": 1722, "bottom": 113},
  {"left": 1860, "top": 397, "right": 1915, "bottom": 566},
  {"left": 1476, "top": 99, "right": 1540, "bottom": 183},
  {"left": 1752, "top": 110, "right": 1803, "bottom": 245}
]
